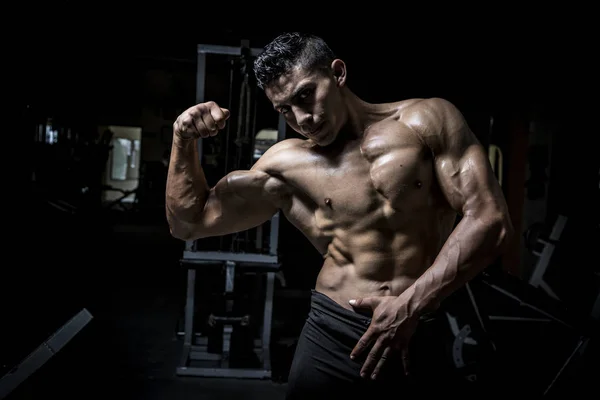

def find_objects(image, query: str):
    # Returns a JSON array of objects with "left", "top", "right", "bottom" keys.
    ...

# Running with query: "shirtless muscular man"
[{"left": 166, "top": 32, "right": 514, "bottom": 399}]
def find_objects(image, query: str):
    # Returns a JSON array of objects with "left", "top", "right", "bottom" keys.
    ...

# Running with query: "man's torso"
[{"left": 261, "top": 100, "right": 457, "bottom": 308}]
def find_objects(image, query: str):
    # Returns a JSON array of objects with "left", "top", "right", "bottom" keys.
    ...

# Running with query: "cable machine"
[{"left": 176, "top": 41, "right": 286, "bottom": 379}]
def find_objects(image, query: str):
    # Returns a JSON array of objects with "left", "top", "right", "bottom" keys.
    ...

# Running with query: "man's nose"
[{"left": 294, "top": 108, "right": 312, "bottom": 128}]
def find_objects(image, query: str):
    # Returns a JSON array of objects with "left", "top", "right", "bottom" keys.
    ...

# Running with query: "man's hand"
[
  {"left": 349, "top": 296, "right": 419, "bottom": 380},
  {"left": 173, "top": 101, "right": 230, "bottom": 140}
]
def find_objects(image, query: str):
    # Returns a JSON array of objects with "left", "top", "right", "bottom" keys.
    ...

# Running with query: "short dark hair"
[{"left": 253, "top": 32, "right": 336, "bottom": 89}]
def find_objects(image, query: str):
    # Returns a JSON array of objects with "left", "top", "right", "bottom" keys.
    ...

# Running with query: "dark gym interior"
[{"left": 6, "top": 22, "right": 599, "bottom": 400}]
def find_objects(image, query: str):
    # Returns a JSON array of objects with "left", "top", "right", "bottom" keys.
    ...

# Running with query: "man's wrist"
[
  {"left": 398, "top": 285, "right": 440, "bottom": 319},
  {"left": 173, "top": 132, "right": 197, "bottom": 148}
]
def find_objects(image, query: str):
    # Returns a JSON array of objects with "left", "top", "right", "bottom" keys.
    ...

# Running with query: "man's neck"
[
  {"left": 315, "top": 89, "right": 386, "bottom": 152},
  {"left": 338, "top": 89, "right": 373, "bottom": 140}
]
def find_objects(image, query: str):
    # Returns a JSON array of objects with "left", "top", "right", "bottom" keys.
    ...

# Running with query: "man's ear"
[{"left": 331, "top": 59, "right": 347, "bottom": 87}]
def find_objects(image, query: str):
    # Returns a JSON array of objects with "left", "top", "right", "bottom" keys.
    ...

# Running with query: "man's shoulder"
[
  {"left": 373, "top": 97, "right": 463, "bottom": 153},
  {"left": 268, "top": 137, "right": 308, "bottom": 151},
  {"left": 396, "top": 97, "right": 457, "bottom": 120},
  {"left": 261, "top": 138, "right": 310, "bottom": 159},
  {"left": 395, "top": 97, "right": 463, "bottom": 135},
  {"left": 396, "top": 97, "right": 475, "bottom": 154},
  {"left": 251, "top": 138, "right": 310, "bottom": 174},
  {"left": 370, "top": 97, "right": 455, "bottom": 130}
]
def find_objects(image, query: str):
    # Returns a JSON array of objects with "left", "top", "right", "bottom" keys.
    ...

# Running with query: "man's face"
[{"left": 265, "top": 62, "right": 345, "bottom": 146}]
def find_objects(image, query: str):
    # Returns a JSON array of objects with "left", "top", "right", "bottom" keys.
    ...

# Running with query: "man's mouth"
[{"left": 307, "top": 122, "right": 324, "bottom": 136}]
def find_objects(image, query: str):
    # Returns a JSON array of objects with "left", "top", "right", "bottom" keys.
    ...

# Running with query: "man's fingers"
[
  {"left": 350, "top": 329, "right": 374, "bottom": 360},
  {"left": 178, "top": 115, "right": 201, "bottom": 138},
  {"left": 360, "top": 339, "right": 385, "bottom": 379},
  {"left": 174, "top": 102, "right": 229, "bottom": 140},
  {"left": 371, "top": 346, "right": 393, "bottom": 380},
  {"left": 211, "top": 107, "right": 230, "bottom": 128},
  {"left": 200, "top": 112, "right": 218, "bottom": 136}
]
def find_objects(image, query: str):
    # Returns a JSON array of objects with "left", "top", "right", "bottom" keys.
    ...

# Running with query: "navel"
[{"left": 379, "top": 284, "right": 391, "bottom": 292}]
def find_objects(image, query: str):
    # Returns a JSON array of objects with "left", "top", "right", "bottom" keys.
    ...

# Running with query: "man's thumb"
[
  {"left": 349, "top": 297, "right": 376, "bottom": 308},
  {"left": 221, "top": 108, "right": 230, "bottom": 119}
]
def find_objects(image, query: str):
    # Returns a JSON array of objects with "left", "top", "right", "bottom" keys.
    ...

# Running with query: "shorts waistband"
[
  {"left": 310, "top": 290, "right": 372, "bottom": 328},
  {"left": 310, "top": 289, "right": 440, "bottom": 325}
]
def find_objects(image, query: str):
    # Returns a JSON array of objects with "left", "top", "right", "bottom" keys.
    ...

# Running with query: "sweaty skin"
[{"left": 166, "top": 61, "right": 513, "bottom": 324}]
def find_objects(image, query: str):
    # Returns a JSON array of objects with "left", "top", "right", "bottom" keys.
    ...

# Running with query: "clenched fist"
[{"left": 174, "top": 101, "right": 230, "bottom": 140}]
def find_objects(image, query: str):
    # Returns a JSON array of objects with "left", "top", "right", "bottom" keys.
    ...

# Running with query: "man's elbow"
[
  {"left": 492, "top": 210, "right": 514, "bottom": 254},
  {"left": 168, "top": 224, "right": 192, "bottom": 241},
  {"left": 169, "top": 226, "right": 193, "bottom": 241},
  {"left": 165, "top": 204, "right": 205, "bottom": 241},
  {"left": 168, "top": 219, "right": 205, "bottom": 242}
]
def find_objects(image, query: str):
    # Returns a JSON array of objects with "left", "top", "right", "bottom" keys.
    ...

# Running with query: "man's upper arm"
[
  {"left": 194, "top": 170, "right": 282, "bottom": 237},
  {"left": 405, "top": 98, "right": 508, "bottom": 218},
  {"left": 188, "top": 142, "right": 294, "bottom": 240}
]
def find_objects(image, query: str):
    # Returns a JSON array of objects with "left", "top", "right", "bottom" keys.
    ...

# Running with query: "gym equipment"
[
  {"left": 441, "top": 269, "right": 593, "bottom": 396},
  {"left": 0, "top": 309, "right": 93, "bottom": 399},
  {"left": 450, "top": 212, "right": 599, "bottom": 397},
  {"left": 441, "top": 213, "right": 598, "bottom": 395},
  {"left": 526, "top": 214, "right": 567, "bottom": 301},
  {"left": 522, "top": 214, "right": 600, "bottom": 396},
  {"left": 524, "top": 214, "right": 600, "bottom": 321},
  {"left": 477, "top": 270, "right": 596, "bottom": 397},
  {"left": 441, "top": 281, "right": 496, "bottom": 385},
  {"left": 176, "top": 41, "right": 286, "bottom": 379}
]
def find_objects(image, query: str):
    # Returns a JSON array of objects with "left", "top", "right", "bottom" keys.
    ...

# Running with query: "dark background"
[{"left": 5, "top": 18, "right": 599, "bottom": 400}]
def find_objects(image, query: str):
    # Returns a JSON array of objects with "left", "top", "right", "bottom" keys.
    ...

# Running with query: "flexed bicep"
[{"left": 186, "top": 169, "right": 287, "bottom": 240}]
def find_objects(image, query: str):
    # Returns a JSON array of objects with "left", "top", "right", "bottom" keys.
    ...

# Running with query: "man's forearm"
[
  {"left": 402, "top": 210, "right": 513, "bottom": 317},
  {"left": 165, "top": 136, "right": 210, "bottom": 229}
]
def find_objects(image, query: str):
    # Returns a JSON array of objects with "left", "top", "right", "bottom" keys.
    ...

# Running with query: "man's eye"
[{"left": 299, "top": 89, "right": 313, "bottom": 99}]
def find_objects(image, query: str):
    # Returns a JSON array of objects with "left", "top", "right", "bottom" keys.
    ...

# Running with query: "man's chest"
[{"left": 285, "top": 129, "right": 437, "bottom": 221}]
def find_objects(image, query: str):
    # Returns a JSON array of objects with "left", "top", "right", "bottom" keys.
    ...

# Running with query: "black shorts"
[{"left": 285, "top": 290, "right": 453, "bottom": 400}]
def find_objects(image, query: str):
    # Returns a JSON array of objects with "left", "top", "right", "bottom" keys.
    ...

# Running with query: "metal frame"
[
  {"left": 183, "top": 250, "right": 278, "bottom": 264},
  {"left": 527, "top": 214, "right": 567, "bottom": 300},
  {"left": 176, "top": 42, "right": 285, "bottom": 379},
  {"left": 177, "top": 258, "right": 278, "bottom": 379},
  {"left": 519, "top": 213, "right": 598, "bottom": 321},
  {"left": 0, "top": 309, "right": 93, "bottom": 398}
]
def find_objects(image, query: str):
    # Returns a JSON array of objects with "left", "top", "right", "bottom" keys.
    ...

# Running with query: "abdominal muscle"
[{"left": 314, "top": 229, "right": 442, "bottom": 312}]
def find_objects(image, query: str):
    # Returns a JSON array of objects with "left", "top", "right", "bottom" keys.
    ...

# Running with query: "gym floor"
[{"left": 5, "top": 213, "right": 292, "bottom": 400}]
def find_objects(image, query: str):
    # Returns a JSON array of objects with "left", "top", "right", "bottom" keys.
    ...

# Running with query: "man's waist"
[{"left": 318, "top": 264, "right": 425, "bottom": 297}]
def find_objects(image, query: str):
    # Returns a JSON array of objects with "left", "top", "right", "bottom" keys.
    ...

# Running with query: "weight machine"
[
  {"left": 176, "top": 41, "right": 286, "bottom": 379},
  {"left": 445, "top": 214, "right": 598, "bottom": 396}
]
